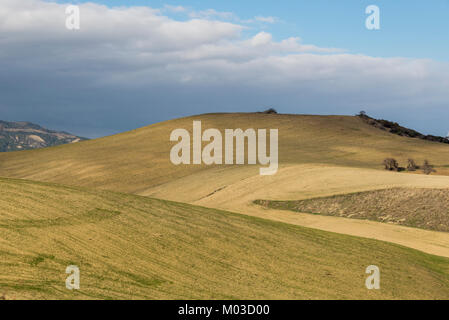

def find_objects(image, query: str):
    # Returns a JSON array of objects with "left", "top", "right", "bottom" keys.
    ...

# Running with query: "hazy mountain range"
[{"left": 0, "top": 120, "right": 87, "bottom": 152}]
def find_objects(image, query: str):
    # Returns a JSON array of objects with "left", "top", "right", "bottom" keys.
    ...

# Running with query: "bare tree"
[
  {"left": 422, "top": 160, "right": 436, "bottom": 175},
  {"left": 383, "top": 158, "right": 399, "bottom": 171},
  {"left": 407, "top": 159, "right": 419, "bottom": 171}
]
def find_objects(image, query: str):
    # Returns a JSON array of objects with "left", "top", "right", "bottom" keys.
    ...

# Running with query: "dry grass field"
[
  {"left": 3, "top": 113, "right": 449, "bottom": 299},
  {"left": 2, "top": 177, "right": 449, "bottom": 300},
  {"left": 255, "top": 188, "right": 449, "bottom": 232},
  {"left": 1, "top": 113, "right": 449, "bottom": 194},
  {"left": 144, "top": 164, "right": 449, "bottom": 257}
]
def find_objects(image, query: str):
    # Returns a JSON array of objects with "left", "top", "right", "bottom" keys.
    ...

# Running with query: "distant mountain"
[{"left": 0, "top": 120, "right": 87, "bottom": 152}]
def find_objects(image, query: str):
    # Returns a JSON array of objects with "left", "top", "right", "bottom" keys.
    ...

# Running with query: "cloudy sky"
[{"left": 1, "top": 0, "right": 449, "bottom": 138}]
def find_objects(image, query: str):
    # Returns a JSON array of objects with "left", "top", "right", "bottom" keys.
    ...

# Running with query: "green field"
[{"left": 1, "top": 177, "right": 449, "bottom": 299}]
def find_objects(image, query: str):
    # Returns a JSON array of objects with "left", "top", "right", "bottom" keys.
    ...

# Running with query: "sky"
[{"left": 1, "top": 0, "right": 449, "bottom": 138}]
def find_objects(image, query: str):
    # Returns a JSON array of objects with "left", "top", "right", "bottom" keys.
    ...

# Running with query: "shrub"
[
  {"left": 262, "top": 108, "right": 278, "bottom": 114},
  {"left": 407, "top": 159, "right": 419, "bottom": 171},
  {"left": 383, "top": 158, "right": 399, "bottom": 171},
  {"left": 422, "top": 160, "right": 436, "bottom": 175},
  {"left": 357, "top": 110, "right": 368, "bottom": 118}
]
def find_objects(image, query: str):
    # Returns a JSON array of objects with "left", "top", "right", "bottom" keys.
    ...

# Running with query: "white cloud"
[
  {"left": 162, "top": 5, "right": 187, "bottom": 13},
  {"left": 162, "top": 4, "right": 278, "bottom": 25},
  {"left": 250, "top": 32, "right": 273, "bottom": 46},
  {"left": 188, "top": 8, "right": 236, "bottom": 21},
  {"left": 162, "top": 5, "right": 238, "bottom": 21},
  {"left": 253, "top": 16, "right": 277, "bottom": 24}
]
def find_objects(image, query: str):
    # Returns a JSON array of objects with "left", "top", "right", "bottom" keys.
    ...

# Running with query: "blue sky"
[
  {"left": 1, "top": 0, "right": 449, "bottom": 137},
  {"left": 60, "top": 0, "right": 449, "bottom": 61}
]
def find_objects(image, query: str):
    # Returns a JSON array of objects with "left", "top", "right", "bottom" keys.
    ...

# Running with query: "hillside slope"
[
  {"left": 1, "top": 177, "right": 449, "bottom": 300},
  {"left": 1, "top": 113, "right": 449, "bottom": 194},
  {"left": 255, "top": 187, "right": 449, "bottom": 232},
  {"left": 0, "top": 120, "right": 86, "bottom": 152},
  {"left": 146, "top": 164, "right": 449, "bottom": 257},
  {"left": 3, "top": 113, "right": 449, "bottom": 257}
]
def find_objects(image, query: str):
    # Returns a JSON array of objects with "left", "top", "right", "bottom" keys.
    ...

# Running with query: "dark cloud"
[{"left": 1, "top": 0, "right": 449, "bottom": 137}]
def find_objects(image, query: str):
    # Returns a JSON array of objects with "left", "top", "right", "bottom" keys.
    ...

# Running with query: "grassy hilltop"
[{"left": 1, "top": 113, "right": 449, "bottom": 194}]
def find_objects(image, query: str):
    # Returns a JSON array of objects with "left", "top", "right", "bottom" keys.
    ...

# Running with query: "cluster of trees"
[
  {"left": 260, "top": 108, "right": 278, "bottom": 114},
  {"left": 357, "top": 111, "right": 449, "bottom": 145},
  {"left": 383, "top": 158, "right": 436, "bottom": 175}
]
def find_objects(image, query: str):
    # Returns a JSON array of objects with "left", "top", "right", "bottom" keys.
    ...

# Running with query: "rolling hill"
[
  {"left": 1, "top": 113, "right": 449, "bottom": 193},
  {"left": 3, "top": 113, "right": 449, "bottom": 299},
  {"left": 2, "top": 113, "right": 449, "bottom": 256},
  {"left": 2, "top": 177, "right": 449, "bottom": 300}
]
